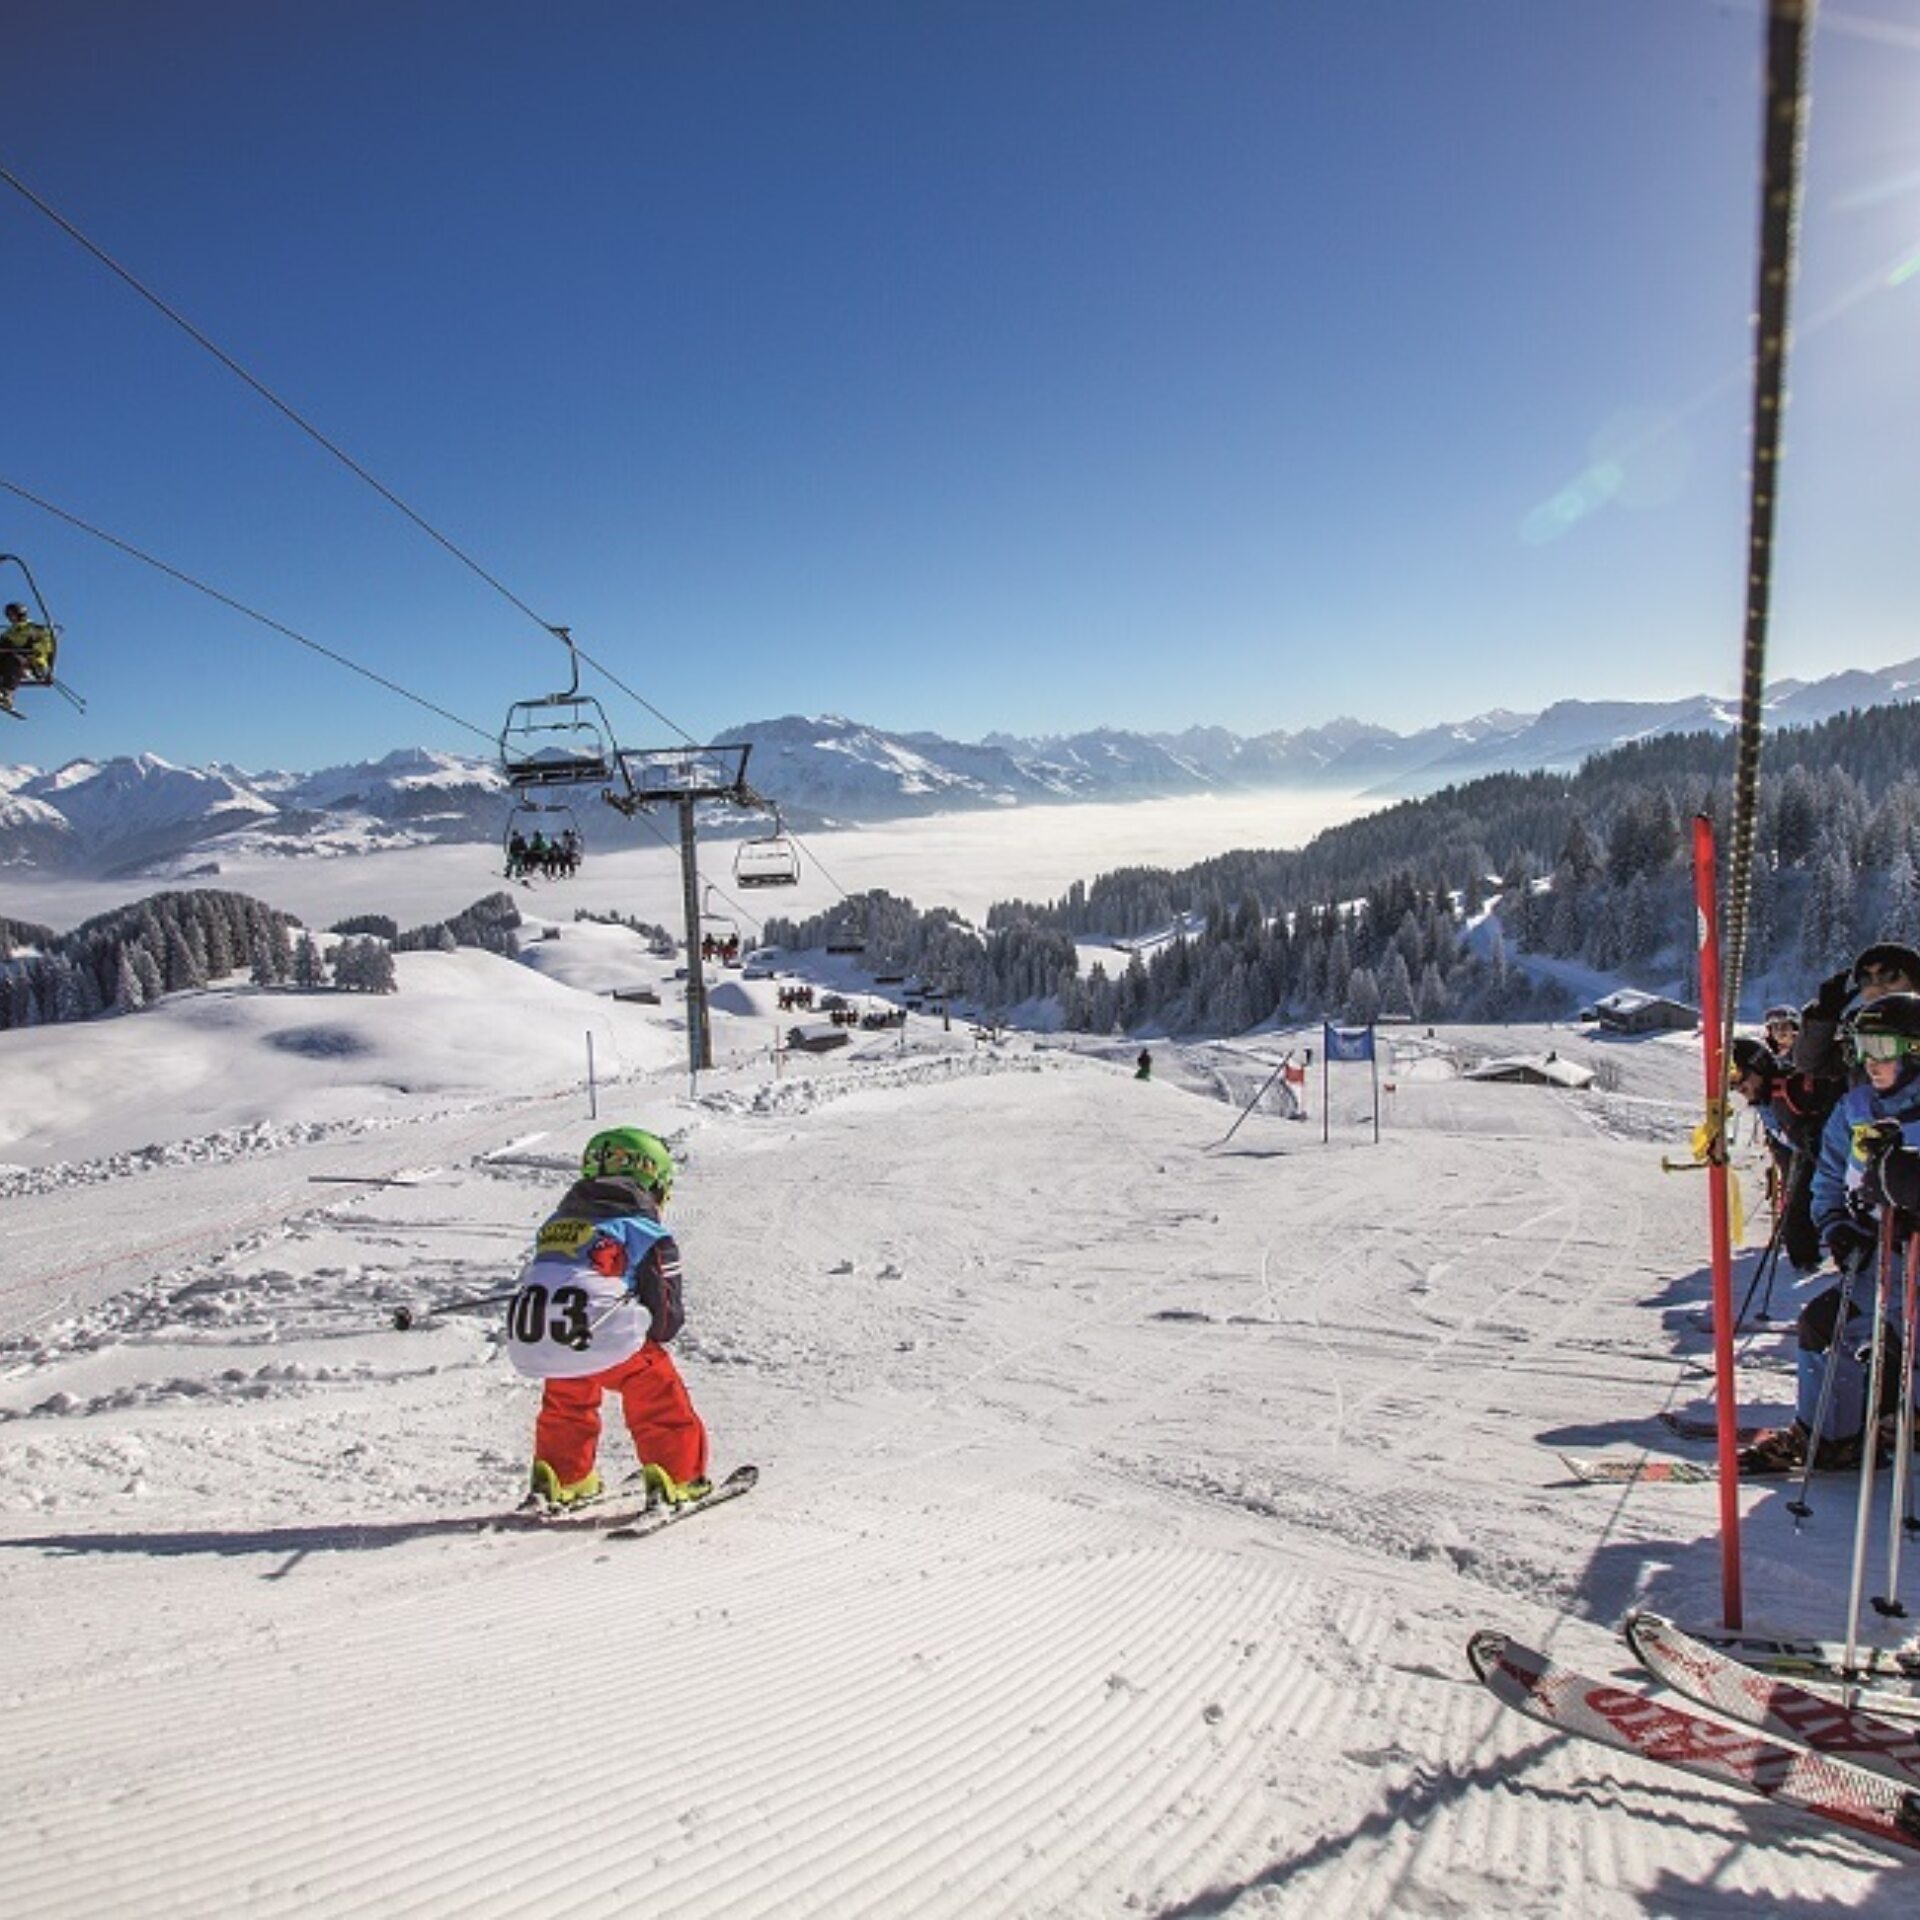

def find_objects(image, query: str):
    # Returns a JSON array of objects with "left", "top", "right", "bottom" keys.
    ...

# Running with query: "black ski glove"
[
  {"left": 1864, "top": 1138, "right": 1920, "bottom": 1220},
  {"left": 1824, "top": 1215, "right": 1879, "bottom": 1272}
]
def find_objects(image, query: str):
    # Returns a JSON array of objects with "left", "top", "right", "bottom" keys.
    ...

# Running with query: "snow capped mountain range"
[{"left": 3, "top": 659, "right": 1915, "bottom": 879}]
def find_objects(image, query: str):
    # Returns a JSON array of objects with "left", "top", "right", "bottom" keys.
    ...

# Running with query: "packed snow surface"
[{"left": 1, "top": 851, "right": 1913, "bottom": 1915}]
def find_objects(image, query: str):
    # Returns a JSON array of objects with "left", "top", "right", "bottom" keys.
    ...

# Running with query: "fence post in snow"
[{"left": 586, "top": 1031, "right": 598, "bottom": 1119}]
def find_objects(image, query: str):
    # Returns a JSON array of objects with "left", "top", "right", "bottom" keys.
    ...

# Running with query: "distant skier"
[
  {"left": 505, "top": 1127, "right": 711, "bottom": 1511},
  {"left": 1135, "top": 1049, "right": 1153, "bottom": 1081}
]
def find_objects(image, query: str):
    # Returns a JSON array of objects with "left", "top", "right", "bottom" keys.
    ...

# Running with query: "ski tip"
[
  {"left": 1621, "top": 1609, "right": 1664, "bottom": 1663},
  {"left": 1466, "top": 1629, "right": 1511, "bottom": 1682}
]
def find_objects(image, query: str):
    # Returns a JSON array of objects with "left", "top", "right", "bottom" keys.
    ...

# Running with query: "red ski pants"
[{"left": 534, "top": 1344, "right": 708, "bottom": 1486}]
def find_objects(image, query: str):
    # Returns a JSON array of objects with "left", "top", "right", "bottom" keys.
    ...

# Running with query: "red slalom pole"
[{"left": 1693, "top": 812, "right": 1743, "bottom": 1627}]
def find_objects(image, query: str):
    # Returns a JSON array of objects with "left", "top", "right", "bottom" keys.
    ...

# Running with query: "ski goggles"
[{"left": 1845, "top": 1030, "right": 1920, "bottom": 1064}]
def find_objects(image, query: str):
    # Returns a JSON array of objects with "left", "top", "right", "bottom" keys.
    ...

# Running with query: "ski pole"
[
  {"left": 1730, "top": 1205, "right": 1789, "bottom": 1332},
  {"left": 391, "top": 1289, "right": 519, "bottom": 1331},
  {"left": 1873, "top": 1229, "right": 1920, "bottom": 1617},
  {"left": 1760, "top": 1147, "right": 1814, "bottom": 1321},
  {"left": 1844, "top": 1215, "right": 1897, "bottom": 1685},
  {"left": 1787, "top": 1248, "right": 1869, "bottom": 1523}
]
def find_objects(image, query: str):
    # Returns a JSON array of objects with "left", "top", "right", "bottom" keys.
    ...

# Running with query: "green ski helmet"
[{"left": 581, "top": 1126, "right": 675, "bottom": 1200}]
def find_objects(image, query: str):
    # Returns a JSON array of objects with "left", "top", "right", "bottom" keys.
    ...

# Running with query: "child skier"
[{"left": 506, "top": 1126, "right": 711, "bottom": 1511}]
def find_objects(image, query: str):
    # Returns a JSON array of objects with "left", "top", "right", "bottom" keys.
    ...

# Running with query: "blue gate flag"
[{"left": 1323, "top": 1022, "right": 1376, "bottom": 1063}]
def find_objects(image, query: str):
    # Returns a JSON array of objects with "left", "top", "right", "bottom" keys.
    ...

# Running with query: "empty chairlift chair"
[
  {"left": 499, "top": 637, "right": 629, "bottom": 794},
  {"left": 734, "top": 830, "right": 801, "bottom": 888},
  {"left": 500, "top": 694, "right": 618, "bottom": 789}
]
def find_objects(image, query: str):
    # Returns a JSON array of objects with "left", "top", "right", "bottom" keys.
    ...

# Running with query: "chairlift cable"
[
  {"left": 0, "top": 163, "right": 699, "bottom": 747},
  {"left": 0, "top": 474, "right": 496, "bottom": 745},
  {"left": 8, "top": 166, "right": 935, "bottom": 940},
  {"left": 1716, "top": 0, "right": 1813, "bottom": 1046}
]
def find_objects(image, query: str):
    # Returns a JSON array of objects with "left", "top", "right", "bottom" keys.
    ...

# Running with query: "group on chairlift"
[
  {"left": 506, "top": 818, "right": 582, "bottom": 883},
  {"left": 497, "top": 634, "right": 805, "bottom": 899},
  {"left": 496, "top": 634, "right": 632, "bottom": 880}
]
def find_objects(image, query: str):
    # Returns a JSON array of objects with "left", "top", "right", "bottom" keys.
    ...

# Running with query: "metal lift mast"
[{"left": 606, "top": 742, "right": 759, "bottom": 1077}]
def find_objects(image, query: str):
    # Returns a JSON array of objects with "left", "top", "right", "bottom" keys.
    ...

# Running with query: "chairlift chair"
[
  {"left": 500, "top": 695, "right": 617, "bottom": 789},
  {"left": 734, "top": 828, "right": 801, "bottom": 889},
  {"left": 0, "top": 552, "right": 83, "bottom": 717},
  {"left": 504, "top": 798, "right": 583, "bottom": 880},
  {"left": 697, "top": 884, "right": 750, "bottom": 965},
  {"left": 498, "top": 632, "right": 623, "bottom": 791}
]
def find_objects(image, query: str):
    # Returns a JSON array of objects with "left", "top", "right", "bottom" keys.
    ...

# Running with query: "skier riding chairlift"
[
  {"left": 0, "top": 555, "right": 74, "bottom": 718},
  {"left": 505, "top": 802, "right": 583, "bottom": 881}
]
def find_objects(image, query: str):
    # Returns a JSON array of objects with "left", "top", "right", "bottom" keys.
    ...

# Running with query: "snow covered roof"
[{"left": 1464, "top": 1052, "right": 1597, "bottom": 1089}]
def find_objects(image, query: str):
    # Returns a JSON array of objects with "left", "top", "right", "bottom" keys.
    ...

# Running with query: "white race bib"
[{"left": 504, "top": 1262, "right": 648, "bottom": 1379}]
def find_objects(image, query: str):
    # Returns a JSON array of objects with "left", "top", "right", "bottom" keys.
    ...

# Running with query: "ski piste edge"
[
  {"left": 1468, "top": 1630, "right": 1920, "bottom": 1853},
  {"left": 1626, "top": 1610, "right": 1920, "bottom": 1789}
]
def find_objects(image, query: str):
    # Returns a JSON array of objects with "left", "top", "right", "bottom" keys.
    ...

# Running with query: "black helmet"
[
  {"left": 1852, "top": 945, "right": 1920, "bottom": 993},
  {"left": 1763, "top": 1004, "right": 1800, "bottom": 1031},
  {"left": 1849, "top": 991, "right": 1920, "bottom": 1043},
  {"left": 1729, "top": 1036, "right": 1776, "bottom": 1084}
]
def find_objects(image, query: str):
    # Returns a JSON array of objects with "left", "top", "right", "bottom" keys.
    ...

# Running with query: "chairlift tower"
[{"left": 605, "top": 742, "right": 761, "bottom": 1075}]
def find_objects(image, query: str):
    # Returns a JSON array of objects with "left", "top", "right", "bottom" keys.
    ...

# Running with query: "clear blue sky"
[{"left": 4, "top": 1, "right": 1917, "bottom": 772}]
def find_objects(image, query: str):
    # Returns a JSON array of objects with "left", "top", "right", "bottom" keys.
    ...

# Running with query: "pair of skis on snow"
[
  {"left": 494, "top": 1463, "right": 758, "bottom": 1540},
  {"left": 1472, "top": 1611, "right": 1920, "bottom": 1852}
]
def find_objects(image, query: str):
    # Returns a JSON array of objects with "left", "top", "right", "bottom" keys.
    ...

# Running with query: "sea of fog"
[{"left": 4, "top": 788, "right": 1377, "bottom": 935}]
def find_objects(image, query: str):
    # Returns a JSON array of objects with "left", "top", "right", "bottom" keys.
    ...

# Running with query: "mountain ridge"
[{"left": 4, "top": 657, "right": 1915, "bottom": 878}]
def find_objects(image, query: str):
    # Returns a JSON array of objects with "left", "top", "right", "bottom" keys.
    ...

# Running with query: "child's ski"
[
  {"left": 1626, "top": 1610, "right": 1920, "bottom": 1788},
  {"left": 608, "top": 1463, "right": 759, "bottom": 1539},
  {"left": 1469, "top": 1630, "right": 1920, "bottom": 1851},
  {"left": 491, "top": 1477, "right": 654, "bottom": 1532}
]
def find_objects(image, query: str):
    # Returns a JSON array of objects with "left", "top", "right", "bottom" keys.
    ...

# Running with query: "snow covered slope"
[{"left": 1, "top": 927, "right": 1913, "bottom": 1915}]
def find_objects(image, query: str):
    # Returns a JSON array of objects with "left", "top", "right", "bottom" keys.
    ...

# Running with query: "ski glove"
[
  {"left": 1865, "top": 1140, "right": 1920, "bottom": 1221},
  {"left": 1823, "top": 1216, "right": 1879, "bottom": 1273}
]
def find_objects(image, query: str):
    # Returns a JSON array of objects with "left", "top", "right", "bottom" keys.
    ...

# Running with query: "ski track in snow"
[{"left": 2, "top": 1023, "right": 1915, "bottom": 1916}]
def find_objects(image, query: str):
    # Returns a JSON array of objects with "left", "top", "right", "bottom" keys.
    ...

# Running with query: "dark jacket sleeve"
[
  {"left": 634, "top": 1233, "right": 685, "bottom": 1345},
  {"left": 1792, "top": 1014, "right": 1848, "bottom": 1083}
]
